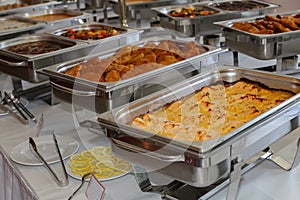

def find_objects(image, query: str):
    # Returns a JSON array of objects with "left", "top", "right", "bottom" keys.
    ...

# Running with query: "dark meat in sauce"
[{"left": 7, "top": 41, "right": 69, "bottom": 55}]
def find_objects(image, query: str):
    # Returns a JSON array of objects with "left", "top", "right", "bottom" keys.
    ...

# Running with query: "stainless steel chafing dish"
[
  {"left": 38, "top": 35, "right": 225, "bottom": 114},
  {"left": 109, "top": 0, "right": 175, "bottom": 20},
  {"left": 0, "top": 34, "right": 90, "bottom": 83},
  {"left": 215, "top": 10, "right": 300, "bottom": 60},
  {"left": 0, "top": 1, "right": 59, "bottom": 16},
  {"left": 153, "top": 0, "right": 279, "bottom": 37},
  {"left": 47, "top": 22, "right": 140, "bottom": 46},
  {"left": 0, "top": 16, "right": 45, "bottom": 41},
  {"left": 97, "top": 66, "right": 300, "bottom": 188},
  {"left": 13, "top": 8, "right": 92, "bottom": 31}
]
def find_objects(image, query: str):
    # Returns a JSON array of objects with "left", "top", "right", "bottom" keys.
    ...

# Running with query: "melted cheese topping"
[{"left": 130, "top": 80, "right": 295, "bottom": 141}]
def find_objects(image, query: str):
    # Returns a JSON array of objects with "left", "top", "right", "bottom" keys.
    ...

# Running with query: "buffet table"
[
  {"left": 1, "top": 0, "right": 300, "bottom": 199},
  {"left": 1, "top": 70, "right": 300, "bottom": 200}
]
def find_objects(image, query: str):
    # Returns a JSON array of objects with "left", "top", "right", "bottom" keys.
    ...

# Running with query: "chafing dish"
[
  {"left": 97, "top": 66, "right": 300, "bottom": 187},
  {"left": 47, "top": 22, "right": 139, "bottom": 46},
  {"left": 38, "top": 36, "right": 225, "bottom": 114},
  {"left": 0, "top": 34, "right": 90, "bottom": 83},
  {"left": 215, "top": 10, "right": 300, "bottom": 60},
  {"left": 109, "top": 0, "right": 175, "bottom": 20},
  {"left": 13, "top": 8, "right": 92, "bottom": 31},
  {"left": 0, "top": 16, "right": 45, "bottom": 41},
  {"left": 153, "top": 0, "right": 279, "bottom": 37},
  {"left": 0, "top": 1, "right": 59, "bottom": 16}
]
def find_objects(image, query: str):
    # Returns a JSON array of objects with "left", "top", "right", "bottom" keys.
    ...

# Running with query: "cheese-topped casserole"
[{"left": 131, "top": 79, "right": 295, "bottom": 141}]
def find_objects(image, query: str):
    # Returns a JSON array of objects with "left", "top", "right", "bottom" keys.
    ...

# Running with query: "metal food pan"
[
  {"left": 0, "top": 16, "right": 45, "bottom": 41},
  {"left": 0, "top": 1, "right": 59, "bottom": 16},
  {"left": 215, "top": 10, "right": 300, "bottom": 60},
  {"left": 13, "top": 8, "right": 92, "bottom": 30},
  {"left": 208, "top": 0, "right": 278, "bottom": 15},
  {"left": 38, "top": 36, "right": 225, "bottom": 114},
  {"left": 97, "top": 66, "right": 300, "bottom": 187},
  {"left": 153, "top": 3, "right": 226, "bottom": 36},
  {"left": 0, "top": 34, "right": 90, "bottom": 83},
  {"left": 153, "top": 0, "right": 279, "bottom": 37},
  {"left": 47, "top": 22, "right": 139, "bottom": 45}
]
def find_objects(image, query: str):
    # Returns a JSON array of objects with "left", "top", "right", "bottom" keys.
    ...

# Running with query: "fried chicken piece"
[
  {"left": 65, "top": 64, "right": 81, "bottom": 77},
  {"left": 264, "top": 15, "right": 280, "bottom": 22},
  {"left": 104, "top": 69, "right": 121, "bottom": 82},
  {"left": 280, "top": 17, "right": 300, "bottom": 30},
  {"left": 157, "top": 55, "right": 179, "bottom": 65},
  {"left": 273, "top": 21, "right": 291, "bottom": 33}
]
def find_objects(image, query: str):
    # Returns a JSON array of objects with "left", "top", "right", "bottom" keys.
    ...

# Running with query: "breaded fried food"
[{"left": 232, "top": 13, "right": 300, "bottom": 34}]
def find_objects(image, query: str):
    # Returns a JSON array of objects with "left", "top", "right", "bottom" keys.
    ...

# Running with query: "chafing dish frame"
[
  {"left": 38, "top": 36, "right": 225, "bottom": 114},
  {"left": 153, "top": 0, "right": 279, "bottom": 37},
  {"left": 97, "top": 66, "right": 300, "bottom": 191},
  {"left": 0, "top": 34, "right": 90, "bottom": 83},
  {"left": 108, "top": 0, "right": 175, "bottom": 27}
]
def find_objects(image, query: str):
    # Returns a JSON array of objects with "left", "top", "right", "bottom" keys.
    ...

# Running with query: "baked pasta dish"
[
  {"left": 130, "top": 79, "right": 295, "bottom": 141},
  {"left": 64, "top": 40, "right": 207, "bottom": 82},
  {"left": 232, "top": 13, "right": 300, "bottom": 34}
]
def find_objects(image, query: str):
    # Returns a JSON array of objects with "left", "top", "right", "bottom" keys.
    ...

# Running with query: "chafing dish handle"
[
  {"left": 111, "top": 137, "right": 185, "bottom": 162},
  {"left": 0, "top": 58, "right": 27, "bottom": 67},
  {"left": 50, "top": 81, "right": 97, "bottom": 96}
]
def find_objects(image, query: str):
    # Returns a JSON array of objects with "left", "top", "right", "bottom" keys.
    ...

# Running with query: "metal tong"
[
  {"left": 1, "top": 91, "right": 37, "bottom": 124},
  {"left": 29, "top": 134, "right": 69, "bottom": 187}
]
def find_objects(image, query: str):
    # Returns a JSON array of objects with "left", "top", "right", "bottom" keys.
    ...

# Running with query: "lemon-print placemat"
[{"left": 67, "top": 146, "right": 131, "bottom": 181}]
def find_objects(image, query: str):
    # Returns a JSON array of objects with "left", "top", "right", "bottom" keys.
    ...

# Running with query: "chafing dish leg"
[
  {"left": 267, "top": 137, "right": 300, "bottom": 171},
  {"left": 132, "top": 165, "right": 185, "bottom": 198},
  {"left": 232, "top": 51, "right": 239, "bottom": 67},
  {"left": 226, "top": 140, "right": 244, "bottom": 200}
]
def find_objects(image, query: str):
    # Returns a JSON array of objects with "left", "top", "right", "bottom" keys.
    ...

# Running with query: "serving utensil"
[
  {"left": 4, "top": 92, "right": 28, "bottom": 123},
  {"left": 68, "top": 172, "right": 92, "bottom": 200},
  {"left": 11, "top": 90, "right": 37, "bottom": 123},
  {"left": 29, "top": 134, "right": 69, "bottom": 187}
]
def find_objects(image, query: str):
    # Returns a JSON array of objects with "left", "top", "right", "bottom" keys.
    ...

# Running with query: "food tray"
[
  {"left": 215, "top": 10, "right": 300, "bottom": 59},
  {"left": 0, "top": 34, "right": 90, "bottom": 83},
  {"left": 153, "top": 0, "right": 279, "bottom": 37},
  {"left": 0, "top": 1, "right": 59, "bottom": 16},
  {"left": 47, "top": 22, "right": 139, "bottom": 45},
  {"left": 13, "top": 8, "right": 92, "bottom": 31},
  {"left": 38, "top": 36, "right": 225, "bottom": 114},
  {"left": 97, "top": 66, "right": 300, "bottom": 187},
  {"left": 0, "top": 16, "right": 45, "bottom": 41}
]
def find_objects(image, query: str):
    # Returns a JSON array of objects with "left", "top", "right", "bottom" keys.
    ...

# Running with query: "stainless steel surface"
[
  {"left": 153, "top": 0, "right": 279, "bottom": 37},
  {"left": 29, "top": 134, "right": 69, "bottom": 187},
  {"left": 48, "top": 22, "right": 138, "bottom": 44},
  {"left": 110, "top": 0, "right": 175, "bottom": 20},
  {"left": 0, "top": 34, "right": 90, "bottom": 82},
  {"left": 39, "top": 35, "right": 224, "bottom": 114},
  {"left": 13, "top": 8, "right": 92, "bottom": 30},
  {"left": 97, "top": 66, "right": 300, "bottom": 187},
  {"left": 215, "top": 10, "right": 300, "bottom": 60},
  {"left": 0, "top": 16, "right": 45, "bottom": 41},
  {"left": 0, "top": 1, "right": 59, "bottom": 16}
]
